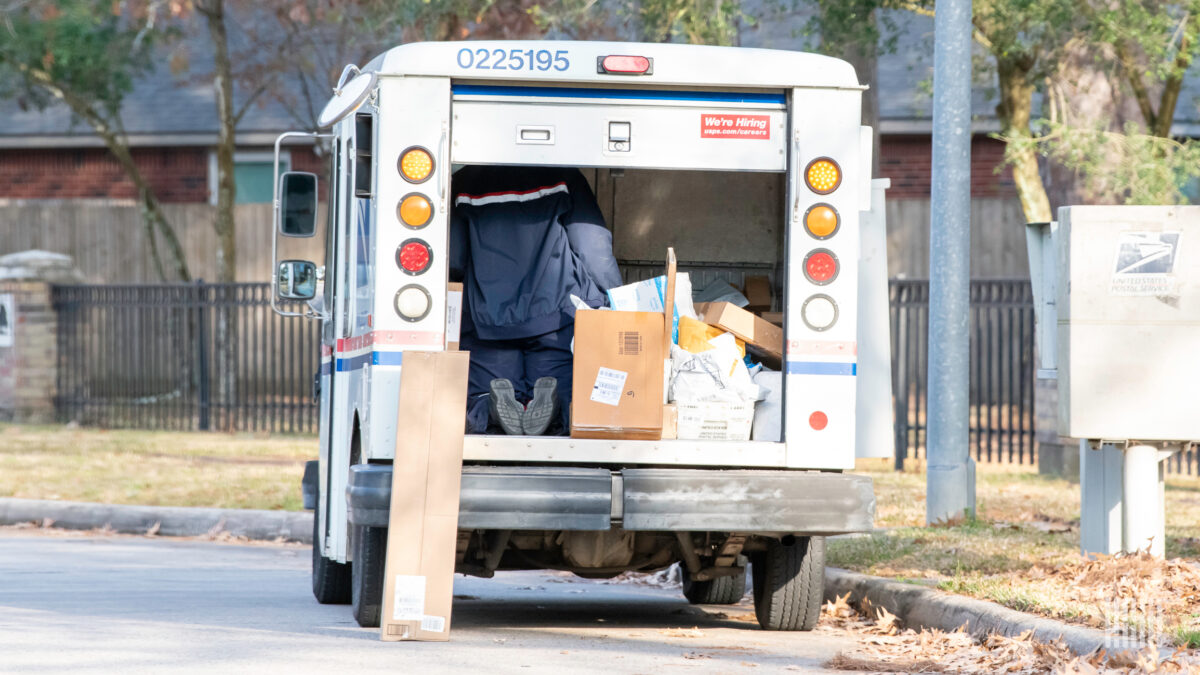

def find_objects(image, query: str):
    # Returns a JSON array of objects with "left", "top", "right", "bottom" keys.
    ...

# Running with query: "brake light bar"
[{"left": 597, "top": 55, "right": 652, "bottom": 75}]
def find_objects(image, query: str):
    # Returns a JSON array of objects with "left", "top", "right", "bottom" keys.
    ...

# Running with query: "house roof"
[{"left": 3, "top": 9, "right": 1198, "bottom": 147}]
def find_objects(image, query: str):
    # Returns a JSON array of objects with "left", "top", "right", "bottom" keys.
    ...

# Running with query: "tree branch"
[{"left": 1115, "top": 39, "right": 1158, "bottom": 131}]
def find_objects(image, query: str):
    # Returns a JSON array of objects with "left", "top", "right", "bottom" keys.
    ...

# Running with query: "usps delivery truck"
[{"left": 272, "top": 41, "right": 876, "bottom": 631}]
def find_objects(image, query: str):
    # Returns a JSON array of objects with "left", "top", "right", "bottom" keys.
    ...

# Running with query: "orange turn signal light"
[
  {"left": 804, "top": 204, "right": 839, "bottom": 239},
  {"left": 399, "top": 147, "right": 434, "bottom": 183},
  {"left": 398, "top": 193, "right": 433, "bottom": 228},
  {"left": 805, "top": 157, "right": 841, "bottom": 194}
]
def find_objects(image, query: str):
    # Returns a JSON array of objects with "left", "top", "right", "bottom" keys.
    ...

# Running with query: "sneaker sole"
[
  {"left": 523, "top": 377, "right": 559, "bottom": 436},
  {"left": 489, "top": 379, "right": 525, "bottom": 435}
]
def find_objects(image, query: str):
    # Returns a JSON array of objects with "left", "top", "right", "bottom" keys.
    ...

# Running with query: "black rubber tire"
[
  {"left": 351, "top": 525, "right": 388, "bottom": 628},
  {"left": 311, "top": 512, "right": 351, "bottom": 604},
  {"left": 751, "top": 536, "right": 825, "bottom": 631},
  {"left": 682, "top": 566, "right": 747, "bottom": 604}
]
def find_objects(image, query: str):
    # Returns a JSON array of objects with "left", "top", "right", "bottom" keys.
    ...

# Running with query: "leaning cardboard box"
[
  {"left": 571, "top": 250, "right": 676, "bottom": 440},
  {"left": 379, "top": 351, "right": 470, "bottom": 642}
]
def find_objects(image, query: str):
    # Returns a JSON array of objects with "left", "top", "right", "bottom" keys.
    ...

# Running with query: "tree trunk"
[
  {"left": 996, "top": 59, "right": 1052, "bottom": 223},
  {"left": 200, "top": 0, "right": 238, "bottom": 283}
]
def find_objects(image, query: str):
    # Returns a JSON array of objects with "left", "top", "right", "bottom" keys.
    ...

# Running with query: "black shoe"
[
  {"left": 488, "top": 379, "right": 525, "bottom": 435},
  {"left": 523, "top": 377, "right": 560, "bottom": 436}
]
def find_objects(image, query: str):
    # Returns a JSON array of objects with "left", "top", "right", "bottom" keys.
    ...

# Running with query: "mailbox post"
[{"left": 1027, "top": 206, "right": 1195, "bottom": 558}]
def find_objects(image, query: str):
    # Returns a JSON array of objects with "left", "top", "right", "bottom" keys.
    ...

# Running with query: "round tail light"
[
  {"left": 397, "top": 239, "right": 432, "bottom": 275},
  {"left": 801, "top": 294, "right": 838, "bottom": 331},
  {"left": 804, "top": 204, "right": 839, "bottom": 239},
  {"left": 804, "top": 249, "right": 839, "bottom": 285},
  {"left": 804, "top": 157, "right": 841, "bottom": 194},
  {"left": 399, "top": 147, "right": 434, "bottom": 183},
  {"left": 398, "top": 193, "right": 433, "bottom": 228},
  {"left": 394, "top": 285, "right": 431, "bottom": 322}
]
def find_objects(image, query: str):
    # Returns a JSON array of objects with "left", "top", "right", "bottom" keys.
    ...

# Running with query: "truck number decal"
[{"left": 457, "top": 47, "right": 569, "bottom": 72}]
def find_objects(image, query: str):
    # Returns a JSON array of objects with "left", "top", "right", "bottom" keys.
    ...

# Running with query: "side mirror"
[
  {"left": 279, "top": 171, "right": 318, "bottom": 237},
  {"left": 277, "top": 260, "right": 317, "bottom": 300}
]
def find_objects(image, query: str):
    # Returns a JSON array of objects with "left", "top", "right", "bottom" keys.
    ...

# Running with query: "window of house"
[{"left": 208, "top": 150, "right": 290, "bottom": 204}]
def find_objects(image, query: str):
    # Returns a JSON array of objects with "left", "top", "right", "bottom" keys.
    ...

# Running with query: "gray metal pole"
[{"left": 926, "top": 0, "right": 976, "bottom": 524}]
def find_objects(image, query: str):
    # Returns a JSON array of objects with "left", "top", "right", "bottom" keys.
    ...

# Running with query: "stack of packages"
[{"left": 570, "top": 248, "right": 784, "bottom": 442}]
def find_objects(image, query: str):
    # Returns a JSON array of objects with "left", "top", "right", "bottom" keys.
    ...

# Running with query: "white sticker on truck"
[{"left": 590, "top": 367, "right": 628, "bottom": 406}]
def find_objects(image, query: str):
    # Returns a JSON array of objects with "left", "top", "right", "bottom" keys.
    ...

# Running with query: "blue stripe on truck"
[{"left": 451, "top": 84, "right": 787, "bottom": 105}]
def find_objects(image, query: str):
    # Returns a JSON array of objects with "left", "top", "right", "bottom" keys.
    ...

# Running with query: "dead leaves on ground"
[{"left": 824, "top": 593, "right": 1200, "bottom": 674}]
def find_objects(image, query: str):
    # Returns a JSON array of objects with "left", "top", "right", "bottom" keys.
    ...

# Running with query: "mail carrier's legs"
[
  {"left": 460, "top": 332, "right": 525, "bottom": 434},
  {"left": 522, "top": 323, "right": 574, "bottom": 435}
]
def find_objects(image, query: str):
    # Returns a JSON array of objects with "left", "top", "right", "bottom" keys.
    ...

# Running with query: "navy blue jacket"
[{"left": 449, "top": 166, "right": 622, "bottom": 341}]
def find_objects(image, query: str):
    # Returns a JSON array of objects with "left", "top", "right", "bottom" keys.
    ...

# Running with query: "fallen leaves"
[{"left": 823, "top": 593, "right": 1200, "bottom": 674}]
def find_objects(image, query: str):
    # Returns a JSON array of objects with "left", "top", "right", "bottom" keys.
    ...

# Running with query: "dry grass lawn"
[
  {"left": 829, "top": 461, "right": 1200, "bottom": 647},
  {"left": 0, "top": 423, "right": 315, "bottom": 510}
]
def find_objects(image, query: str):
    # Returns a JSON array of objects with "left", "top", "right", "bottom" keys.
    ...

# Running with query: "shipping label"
[
  {"left": 391, "top": 575, "right": 426, "bottom": 621},
  {"left": 590, "top": 367, "right": 628, "bottom": 406},
  {"left": 700, "top": 114, "right": 771, "bottom": 139}
]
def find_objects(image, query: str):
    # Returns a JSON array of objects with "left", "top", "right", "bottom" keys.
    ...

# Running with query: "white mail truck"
[{"left": 273, "top": 40, "right": 877, "bottom": 631}]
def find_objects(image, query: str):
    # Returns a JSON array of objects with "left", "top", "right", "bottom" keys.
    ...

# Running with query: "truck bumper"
[{"left": 347, "top": 464, "right": 874, "bottom": 535}]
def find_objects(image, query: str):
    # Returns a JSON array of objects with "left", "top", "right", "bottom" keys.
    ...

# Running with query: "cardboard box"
[
  {"left": 695, "top": 301, "right": 783, "bottom": 362},
  {"left": 662, "top": 403, "right": 678, "bottom": 440},
  {"left": 743, "top": 275, "right": 772, "bottom": 313},
  {"left": 571, "top": 249, "right": 675, "bottom": 440},
  {"left": 570, "top": 310, "right": 666, "bottom": 440},
  {"left": 380, "top": 351, "right": 470, "bottom": 642},
  {"left": 446, "top": 282, "right": 463, "bottom": 351},
  {"left": 759, "top": 312, "right": 783, "bottom": 327}
]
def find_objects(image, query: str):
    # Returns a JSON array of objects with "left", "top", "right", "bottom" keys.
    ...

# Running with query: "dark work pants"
[{"left": 461, "top": 323, "right": 574, "bottom": 434}]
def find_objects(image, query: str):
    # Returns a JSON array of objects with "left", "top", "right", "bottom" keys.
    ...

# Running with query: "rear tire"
[
  {"left": 351, "top": 525, "right": 388, "bottom": 628},
  {"left": 311, "top": 512, "right": 351, "bottom": 604},
  {"left": 751, "top": 536, "right": 824, "bottom": 631},
  {"left": 682, "top": 566, "right": 746, "bottom": 604}
]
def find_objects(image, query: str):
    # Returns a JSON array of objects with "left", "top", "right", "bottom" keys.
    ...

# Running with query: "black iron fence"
[
  {"left": 890, "top": 279, "right": 1037, "bottom": 467},
  {"left": 52, "top": 283, "right": 318, "bottom": 433}
]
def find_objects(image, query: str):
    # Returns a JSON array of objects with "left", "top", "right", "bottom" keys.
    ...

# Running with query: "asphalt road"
[{"left": 0, "top": 529, "right": 859, "bottom": 674}]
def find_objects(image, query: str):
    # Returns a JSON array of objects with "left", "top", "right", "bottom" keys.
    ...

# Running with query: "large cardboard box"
[
  {"left": 743, "top": 275, "right": 772, "bottom": 314},
  {"left": 570, "top": 310, "right": 666, "bottom": 440},
  {"left": 571, "top": 250, "right": 675, "bottom": 440},
  {"left": 380, "top": 351, "right": 470, "bottom": 642},
  {"left": 695, "top": 301, "right": 783, "bottom": 362}
]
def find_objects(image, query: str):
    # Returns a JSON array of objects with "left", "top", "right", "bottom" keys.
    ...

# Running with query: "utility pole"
[{"left": 926, "top": 0, "right": 976, "bottom": 524}]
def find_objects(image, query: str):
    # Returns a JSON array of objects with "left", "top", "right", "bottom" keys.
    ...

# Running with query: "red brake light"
[
  {"left": 804, "top": 249, "right": 839, "bottom": 285},
  {"left": 397, "top": 239, "right": 432, "bottom": 275},
  {"left": 809, "top": 411, "right": 828, "bottom": 430},
  {"left": 598, "top": 55, "right": 652, "bottom": 75}
]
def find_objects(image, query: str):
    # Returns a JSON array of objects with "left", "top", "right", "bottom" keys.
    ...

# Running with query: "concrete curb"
[
  {"left": 0, "top": 498, "right": 312, "bottom": 543},
  {"left": 825, "top": 567, "right": 1115, "bottom": 657}
]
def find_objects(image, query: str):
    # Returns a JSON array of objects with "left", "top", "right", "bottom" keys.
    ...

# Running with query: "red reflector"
[
  {"left": 397, "top": 240, "right": 431, "bottom": 274},
  {"left": 599, "top": 55, "right": 651, "bottom": 74},
  {"left": 809, "top": 411, "right": 828, "bottom": 431},
  {"left": 804, "top": 250, "right": 839, "bottom": 284}
]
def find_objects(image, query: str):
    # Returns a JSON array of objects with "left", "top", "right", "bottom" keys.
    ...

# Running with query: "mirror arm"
[{"left": 272, "top": 131, "right": 333, "bottom": 319}]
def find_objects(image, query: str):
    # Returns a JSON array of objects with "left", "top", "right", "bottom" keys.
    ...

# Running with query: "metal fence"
[
  {"left": 890, "top": 279, "right": 1037, "bottom": 467},
  {"left": 52, "top": 283, "right": 318, "bottom": 433}
]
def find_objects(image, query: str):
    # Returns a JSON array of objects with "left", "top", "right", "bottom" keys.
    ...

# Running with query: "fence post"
[{"left": 196, "top": 280, "right": 211, "bottom": 431}]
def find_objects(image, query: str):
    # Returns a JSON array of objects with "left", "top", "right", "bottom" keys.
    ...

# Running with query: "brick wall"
[
  {"left": 0, "top": 146, "right": 324, "bottom": 202},
  {"left": 880, "top": 135, "right": 1016, "bottom": 200}
]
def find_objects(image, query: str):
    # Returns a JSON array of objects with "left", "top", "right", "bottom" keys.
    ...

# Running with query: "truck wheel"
[
  {"left": 751, "top": 536, "right": 824, "bottom": 631},
  {"left": 311, "top": 513, "right": 351, "bottom": 604},
  {"left": 351, "top": 525, "right": 388, "bottom": 628},
  {"left": 682, "top": 566, "right": 746, "bottom": 604}
]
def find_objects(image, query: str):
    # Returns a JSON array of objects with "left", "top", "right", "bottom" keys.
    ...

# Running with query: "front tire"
[
  {"left": 351, "top": 525, "right": 388, "bottom": 627},
  {"left": 311, "top": 512, "right": 351, "bottom": 604},
  {"left": 682, "top": 566, "right": 746, "bottom": 605},
  {"left": 751, "top": 536, "right": 824, "bottom": 631}
]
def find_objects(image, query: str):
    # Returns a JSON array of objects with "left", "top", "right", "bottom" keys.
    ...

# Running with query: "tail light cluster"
[
  {"left": 800, "top": 157, "right": 843, "bottom": 332},
  {"left": 800, "top": 157, "right": 844, "bottom": 431},
  {"left": 393, "top": 147, "right": 435, "bottom": 322}
]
